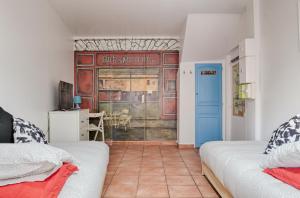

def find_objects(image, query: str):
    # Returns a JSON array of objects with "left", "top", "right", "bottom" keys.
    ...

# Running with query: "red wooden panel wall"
[{"left": 77, "top": 69, "right": 94, "bottom": 96}]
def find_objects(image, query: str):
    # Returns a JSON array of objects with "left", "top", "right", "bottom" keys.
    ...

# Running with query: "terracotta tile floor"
[{"left": 102, "top": 145, "right": 220, "bottom": 198}]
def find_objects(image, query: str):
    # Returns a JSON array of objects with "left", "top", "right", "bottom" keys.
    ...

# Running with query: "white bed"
[
  {"left": 200, "top": 141, "right": 300, "bottom": 198},
  {"left": 51, "top": 141, "right": 109, "bottom": 198}
]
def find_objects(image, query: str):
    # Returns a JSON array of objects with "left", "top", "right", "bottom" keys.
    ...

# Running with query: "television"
[{"left": 58, "top": 81, "right": 73, "bottom": 110}]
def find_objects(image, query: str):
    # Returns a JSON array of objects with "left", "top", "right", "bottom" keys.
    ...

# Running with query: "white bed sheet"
[
  {"left": 200, "top": 141, "right": 300, "bottom": 198},
  {"left": 51, "top": 141, "right": 109, "bottom": 198}
]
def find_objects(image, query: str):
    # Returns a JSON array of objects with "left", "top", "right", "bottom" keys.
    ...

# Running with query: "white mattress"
[
  {"left": 200, "top": 141, "right": 300, "bottom": 198},
  {"left": 51, "top": 141, "right": 109, "bottom": 198}
]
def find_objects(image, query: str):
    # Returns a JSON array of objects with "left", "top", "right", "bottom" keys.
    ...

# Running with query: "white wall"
[
  {"left": 178, "top": 13, "right": 248, "bottom": 145},
  {"left": 238, "top": 0, "right": 254, "bottom": 41},
  {"left": 258, "top": 0, "right": 300, "bottom": 140},
  {"left": 178, "top": 62, "right": 196, "bottom": 145},
  {"left": 225, "top": 48, "right": 247, "bottom": 140},
  {"left": 0, "top": 0, "right": 73, "bottom": 135},
  {"left": 226, "top": 0, "right": 257, "bottom": 141},
  {"left": 226, "top": 47, "right": 256, "bottom": 141}
]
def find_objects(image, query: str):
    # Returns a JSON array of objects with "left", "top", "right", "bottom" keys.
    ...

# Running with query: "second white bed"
[{"left": 200, "top": 141, "right": 300, "bottom": 198}]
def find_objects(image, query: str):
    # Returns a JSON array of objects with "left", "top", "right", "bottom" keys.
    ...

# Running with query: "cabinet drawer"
[
  {"left": 80, "top": 118, "right": 89, "bottom": 126},
  {"left": 79, "top": 109, "right": 89, "bottom": 128},
  {"left": 79, "top": 109, "right": 89, "bottom": 118},
  {"left": 80, "top": 129, "right": 89, "bottom": 141}
]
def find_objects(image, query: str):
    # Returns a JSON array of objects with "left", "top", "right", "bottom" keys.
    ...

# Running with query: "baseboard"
[
  {"left": 108, "top": 140, "right": 177, "bottom": 146},
  {"left": 177, "top": 144, "right": 194, "bottom": 149}
]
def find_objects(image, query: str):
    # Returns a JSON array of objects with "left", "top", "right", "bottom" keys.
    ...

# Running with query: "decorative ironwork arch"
[{"left": 74, "top": 38, "right": 181, "bottom": 51}]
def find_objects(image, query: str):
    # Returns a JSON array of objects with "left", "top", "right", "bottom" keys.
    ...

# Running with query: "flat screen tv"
[{"left": 58, "top": 81, "right": 73, "bottom": 110}]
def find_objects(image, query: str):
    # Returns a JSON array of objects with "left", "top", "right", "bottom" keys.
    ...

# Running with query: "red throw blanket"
[
  {"left": 0, "top": 163, "right": 78, "bottom": 198},
  {"left": 264, "top": 167, "right": 300, "bottom": 190}
]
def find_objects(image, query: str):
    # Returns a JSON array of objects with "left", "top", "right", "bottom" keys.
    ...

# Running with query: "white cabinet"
[
  {"left": 238, "top": 38, "right": 256, "bottom": 99},
  {"left": 239, "top": 38, "right": 256, "bottom": 84},
  {"left": 239, "top": 56, "right": 256, "bottom": 83},
  {"left": 239, "top": 38, "right": 256, "bottom": 58},
  {"left": 49, "top": 109, "right": 89, "bottom": 143}
]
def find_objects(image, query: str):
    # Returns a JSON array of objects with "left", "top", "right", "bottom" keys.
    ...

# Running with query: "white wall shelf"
[
  {"left": 239, "top": 83, "right": 255, "bottom": 99},
  {"left": 239, "top": 38, "right": 256, "bottom": 84}
]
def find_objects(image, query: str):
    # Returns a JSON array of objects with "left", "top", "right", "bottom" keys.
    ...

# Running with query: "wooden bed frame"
[{"left": 201, "top": 162, "right": 233, "bottom": 198}]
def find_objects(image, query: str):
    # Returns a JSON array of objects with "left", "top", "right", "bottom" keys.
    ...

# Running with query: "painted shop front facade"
[{"left": 75, "top": 51, "right": 179, "bottom": 141}]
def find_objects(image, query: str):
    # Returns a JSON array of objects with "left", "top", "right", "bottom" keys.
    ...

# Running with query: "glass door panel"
[
  {"left": 97, "top": 68, "right": 147, "bottom": 141},
  {"left": 129, "top": 69, "right": 147, "bottom": 140},
  {"left": 145, "top": 68, "right": 161, "bottom": 140}
]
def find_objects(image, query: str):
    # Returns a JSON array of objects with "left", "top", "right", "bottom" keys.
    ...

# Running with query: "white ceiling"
[{"left": 49, "top": 0, "right": 249, "bottom": 38}]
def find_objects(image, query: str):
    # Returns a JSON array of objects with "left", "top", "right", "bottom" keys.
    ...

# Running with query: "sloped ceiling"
[
  {"left": 181, "top": 14, "right": 241, "bottom": 61},
  {"left": 49, "top": 0, "right": 248, "bottom": 37}
]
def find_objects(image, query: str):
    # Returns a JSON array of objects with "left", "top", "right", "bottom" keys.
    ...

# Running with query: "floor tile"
[
  {"left": 111, "top": 175, "right": 139, "bottom": 185},
  {"left": 104, "top": 174, "right": 113, "bottom": 185},
  {"left": 164, "top": 167, "right": 190, "bottom": 176},
  {"left": 122, "top": 156, "right": 143, "bottom": 162},
  {"left": 163, "top": 161, "right": 186, "bottom": 167},
  {"left": 141, "top": 167, "right": 165, "bottom": 175},
  {"left": 143, "top": 151, "right": 162, "bottom": 155},
  {"left": 101, "top": 185, "right": 108, "bottom": 197},
  {"left": 168, "top": 185, "right": 202, "bottom": 198},
  {"left": 109, "top": 158, "right": 122, "bottom": 164},
  {"left": 143, "top": 152, "right": 161, "bottom": 155},
  {"left": 166, "top": 176, "right": 196, "bottom": 185},
  {"left": 164, "top": 163, "right": 186, "bottom": 169},
  {"left": 104, "top": 184, "right": 138, "bottom": 197},
  {"left": 143, "top": 156, "right": 163, "bottom": 161},
  {"left": 107, "top": 166, "right": 118, "bottom": 175},
  {"left": 105, "top": 145, "right": 219, "bottom": 198},
  {"left": 139, "top": 175, "right": 166, "bottom": 185},
  {"left": 198, "top": 185, "right": 219, "bottom": 198},
  {"left": 116, "top": 166, "right": 140, "bottom": 175},
  {"left": 192, "top": 176, "right": 210, "bottom": 186},
  {"left": 119, "top": 160, "right": 142, "bottom": 167},
  {"left": 137, "top": 185, "right": 169, "bottom": 197},
  {"left": 188, "top": 166, "right": 203, "bottom": 176},
  {"left": 142, "top": 160, "right": 164, "bottom": 168},
  {"left": 184, "top": 160, "right": 202, "bottom": 167},
  {"left": 143, "top": 145, "right": 160, "bottom": 150},
  {"left": 163, "top": 157, "right": 183, "bottom": 162},
  {"left": 162, "top": 153, "right": 181, "bottom": 158}
]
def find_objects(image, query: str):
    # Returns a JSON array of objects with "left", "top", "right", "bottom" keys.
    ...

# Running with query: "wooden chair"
[{"left": 88, "top": 111, "right": 105, "bottom": 141}]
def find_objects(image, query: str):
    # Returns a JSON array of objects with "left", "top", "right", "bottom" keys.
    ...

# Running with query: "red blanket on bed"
[
  {"left": 0, "top": 163, "right": 78, "bottom": 198},
  {"left": 264, "top": 167, "right": 300, "bottom": 190}
]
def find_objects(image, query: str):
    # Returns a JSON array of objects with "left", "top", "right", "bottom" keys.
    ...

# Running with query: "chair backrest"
[
  {"left": 89, "top": 111, "right": 105, "bottom": 118},
  {"left": 89, "top": 111, "right": 105, "bottom": 130},
  {"left": 121, "top": 108, "right": 129, "bottom": 114}
]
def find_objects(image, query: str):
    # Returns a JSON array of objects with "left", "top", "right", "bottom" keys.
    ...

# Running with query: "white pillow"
[
  {"left": 261, "top": 141, "right": 300, "bottom": 168},
  {"left": 0, "top": 143, "right": 75, "bottom": 186}
]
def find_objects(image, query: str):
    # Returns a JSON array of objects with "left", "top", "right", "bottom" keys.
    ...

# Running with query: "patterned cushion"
[
  {"left": 13, "top": 118, "right": 47, "bottom": 144},
  {"left": 264, "top": 115, "right": 300, "bottom": 154}
]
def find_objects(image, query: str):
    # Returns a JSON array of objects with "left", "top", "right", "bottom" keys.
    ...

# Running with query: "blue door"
[{"left": 195, "top": 64, "right": 222, "bottom": 147}]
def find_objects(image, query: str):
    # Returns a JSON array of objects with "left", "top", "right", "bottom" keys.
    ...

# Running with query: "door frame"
[{"left": 194, "top": 61, "right": 226, "bottom": 146}]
